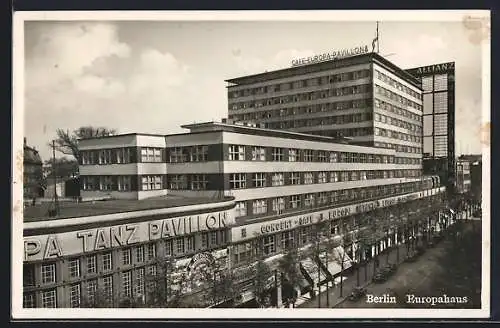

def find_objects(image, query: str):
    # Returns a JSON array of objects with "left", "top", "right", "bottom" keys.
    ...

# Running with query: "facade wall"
[{"left": 22, "top": 200, "right": 236, "bottom": 308}]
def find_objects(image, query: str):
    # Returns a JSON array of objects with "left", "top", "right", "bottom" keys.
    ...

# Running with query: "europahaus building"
[{"left": 22, "top": 50, "right": 452, "bottom": 308}]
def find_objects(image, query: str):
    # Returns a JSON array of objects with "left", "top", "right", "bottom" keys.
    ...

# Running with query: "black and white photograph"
[{"left": 12, "top": 10, "right": 491, "bottom": 319}]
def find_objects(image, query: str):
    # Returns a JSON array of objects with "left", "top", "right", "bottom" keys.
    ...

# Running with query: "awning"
[{"left": 300, "top": 257, "right": 327, "bottom": 286}]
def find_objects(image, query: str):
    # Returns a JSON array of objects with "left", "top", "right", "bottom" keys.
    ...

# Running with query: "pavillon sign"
[{"left": 291, "top": 45, "right": 370, "bottom": 67}]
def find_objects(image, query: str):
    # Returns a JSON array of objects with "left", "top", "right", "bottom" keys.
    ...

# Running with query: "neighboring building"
[
  {"left": 23, "top": 196, "right": 235, "bottom": 308},
  {"left": 470, "top": 160, "right": 482, "bottom": 202},
  {"left": 23, "top": 138, "right": 43, "bottom": 201},
  {"left": 405, "top": 62, "right": 456, "bottom": 190},
  {"left": 455, "top": 158, "right": 471, "bottom": 194},
  {"left": 225, "top": 52, "right": 424, "bottom": 168},
  {"left": 78, "top": 133, "right": 168, "bottom": 200}
]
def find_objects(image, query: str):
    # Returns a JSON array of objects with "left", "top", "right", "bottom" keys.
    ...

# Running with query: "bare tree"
[
  {"left": 51, "top": 126, "right": 117, "bottom": 162},
  {"left": 253, "top": 259, "right": 272, "bottom": 308},
  {"left": 144, "top": 257, "right": 182, "bottom": 308},
  {"left": 278, "top": 248, "right": 301, "bottom": 308}
]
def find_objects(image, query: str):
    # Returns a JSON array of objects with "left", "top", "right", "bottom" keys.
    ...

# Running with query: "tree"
[
  {"left": 206, "top": 268, "right": 240, "bottom": 307},
  {"left": 278, "top": 249, "right": 301, "bottom": 308},
  {"left": 253, "top": 259, "right": 272, "bottom": 308},
  {"left": 51, "top": 126, "right": 117, "bottom": 162},
  {"left": 81, "top": 288, "right": 116, "bottom": 308},
  {"left": 43, "top": 157, "right": 79, "bottom": 179},
  {"left": 145, "top": 257, "right": 182, "bottom": 308}
]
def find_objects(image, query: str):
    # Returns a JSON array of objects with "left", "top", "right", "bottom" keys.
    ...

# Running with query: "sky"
[{"left": 22, "top": 14, "right": 487, "bottom": 161}]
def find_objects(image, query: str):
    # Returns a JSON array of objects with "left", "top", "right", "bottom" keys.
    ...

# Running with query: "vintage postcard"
[{"left": 12, "top": 10, "right": 491, "bottom": 319}]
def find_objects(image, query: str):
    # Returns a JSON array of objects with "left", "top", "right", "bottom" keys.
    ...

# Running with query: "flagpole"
[{"left": 376, "top": 21, "right": 380, "bottom": 53}]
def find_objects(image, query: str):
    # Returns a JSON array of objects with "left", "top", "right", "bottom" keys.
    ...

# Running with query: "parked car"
[{"left": 348, "top": 287, "right": 367, "bottom": 302}]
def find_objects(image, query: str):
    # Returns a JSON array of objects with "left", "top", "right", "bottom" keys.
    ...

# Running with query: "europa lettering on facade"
[{"left": 291, "top": 45, "right": 369, "bottom": 67}]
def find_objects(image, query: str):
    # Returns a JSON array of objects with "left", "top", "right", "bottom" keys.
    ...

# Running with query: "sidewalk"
[{"left": 297, "top": 244, "right": 409, "bottom": 308}]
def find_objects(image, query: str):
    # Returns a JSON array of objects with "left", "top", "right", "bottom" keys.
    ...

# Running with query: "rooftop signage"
[
  {"left": 406, "top": 62, "right": 455, "bottom": 76},
  {"left": 291, "top": 45, "right": 370, "bottom": 67}
]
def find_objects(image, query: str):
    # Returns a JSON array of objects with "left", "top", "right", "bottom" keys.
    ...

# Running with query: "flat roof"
[
  {"left": 176, "top": 121, "right": 394, "bottom": 153},
  {"left": 23, "top": 195, "right": 232, "bottom": 222},
  {"left": 78, "top": 132, "right": 166, "bottom": 142},
  {"left": 225, "top": 52, "right": 422, "bottom": 88}
]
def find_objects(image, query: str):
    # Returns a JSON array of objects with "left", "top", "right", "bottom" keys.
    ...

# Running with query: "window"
[
  {"left": 99, "top": 176, "right": 113, "bottom": 191},
  {"left": 99, "top": 149, "right": 112, "bottom": 164},
  {"left": 304, "top": 150, "right": 314, "bottom": 162},
  {"left": 252, "top": 199, "right": 268, "bottom": 214},
  {"left": 434, "top": 74, "right": 448, "bottom": 91},
  {"left": 304, "top": 194, "right": 315, "bottom": 207},
  {"left": 229, "top": 173, "right": 246, "bottom": 189},
  {"left": 190, "top": 145, "right": 208, "bottom": 162},
  {"left": 263, "top": 235, "right": 276, "bottom": 255},
  {"left": 146, "top": 243, "right": 156, "bottom": 261},
  {"left": 164, "top": 240, "right": 173, "bottom": 257},
  {"left": 281, "top": 231, "right": 294, "bottom": 249},
  {"left": 136, "top": 245, "right": 145, "bottom": 263},
  {"left": 271, "top": 173, "right": 284, "bottom": 186},
  {"left": 299, "top": 226, "right": 312, "bottom": 245},
  {"left": 272, "top": 148, "right": 284, "bottom": 161},
  {"left": 23, "top": 293, "right": 36, "bottom": 308},
  {"left": 318, "top": 172, "right": 327, "bottom": 183},
  {"left": 235, "top": 201, "right": 247, "bottom": 217},
  {"left": 191, "top": 174, "right": 208, "bottom": 190},
  {"left": 272, "top": 197, "right": 285, "bottom": 214},
  {"left": 330, "top": 171, "right": 339, "bottom": 182},
  {"left": 102, "top": 253, "right": 112, "bottom": 271},
  {"left": 229, "top": 145, "right": 245, "bottom": 160},
  {"left": 329, "top": 152, "right": 338, "bottom": 163},
  {"left": 290, "top": 195, "right": 301, "bottom": 209},
  {"left": 318, "top": 192, "right": 328, "bottom": 205},
  {"left": 169, "top": 147, "right": 186, "bottom": 163},
  {"left": 290, "top": 172, "right": 301, "bottom": 185},
  {"left": 117, "top": 176, "right": 131, "bottom": 191},
  {"left": 103, "top": 275, "right": 113, "bottom": 304},
  {"left": 253, "top": 173, "right": 266, "bottom": 187},
  {"left": 318, "top": 151, "right": 328, "bottom": 162},
  {"left": 210, "top": 231, "right": 218, "bottom": 245},
  {"left": 23, "top": 264, "right": 35, "bottom": 287},
  {"left": 141, "top": 147, "right": 162, "bottom": 163},
  {"left": 304, "top": 173, "right": 314, "bottom": 184},
  {"left": 81, "top": 151, "right": 95, "bottom": 165},
  {"left": 86, "top": 280, "right": 97, "bottom": 305},
  {"left": 289, "top": 148, "right": 298, "bottom": 162},
  {"left": 169, "top": 175, "right": 188, "bottom": 190},
  {"left": 82, "top": 176, "right": 96, "bottom": 190},
  {"left": 41, "top": 263, "right": 56, "bottom": 284},
  {"left": 186, "top": 236, "right": 195, "bottom": 252},
  {"left": 41, "top": 289, "right": 57, "bottom": 308},
  {"left": 135, "top": 268, "right": 145, "bottom": 301},
  {"left": 122, "top": 271, "right": 132, "bottom": 298},
  {"left": 66, "top": 258, "right": 80, "bottom": 278},
  {"left": 115, "top": 148, "right": 131, "bottom": 164},
  {"left": 122, "top": 248, "right": 132, "bottom": 266},
  {"left": 251, "top": 147, "right": 266, "bottom": 161},
  {"left": 142, "top": 175, "right": 162, "bottom": 191},
  {"left": 70, "top": 284, "right": 81, "bottom": 308}
]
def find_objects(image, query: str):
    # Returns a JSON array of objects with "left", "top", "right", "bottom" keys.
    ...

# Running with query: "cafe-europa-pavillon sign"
[{"left": 291, "top": 45, "right": 370, "bottom": 67}]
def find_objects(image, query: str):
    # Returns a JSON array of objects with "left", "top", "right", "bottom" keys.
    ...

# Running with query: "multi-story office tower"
[
  {"left": 405, "top": 62, "right": 456, "bottom": 190},
  {"left": 455, "top": 158, "right": 471, "bottom": 194},
  {"left": 23, "top": 137, "right": 43, "bottom": 201},
  {"left": 225, "top": 52, "right": 424, "bottom": 168}
]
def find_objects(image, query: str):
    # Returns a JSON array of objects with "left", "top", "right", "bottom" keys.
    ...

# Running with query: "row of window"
[
  {"left": 229, "top": 69, "right": 372, "bottom": 99},
  {"left": 374, "top": 112, "right": 422, "bottom": 134},
  {"left": 375, "top": 84, "right": 422, "bottom": 111},
  {"left": 374, "top": 142, "right": 422, "bottom": 154},
  {"left": 81, "top": 147, "right": 163, "bottom": 165},
  {"left": 374, "top": 127, "right": 422, "bottom": 144},
  {"left": 421, "top": 74, "right": 449, "bottom": 93},
  {"left": 229, "top": 84, "right": 372, "bottom": 110},
  {"left": 229, "top": 98, "right": 372, "bottom": 123},
  {"left": 375, "top": 70, "right": 422, "bottom": 101},
  {"left": 374, "top": 98, "right": 423, "bottom": 125},
  {"left": 258, "top": 112, "right": 373, "bottom": 129},
  {"left": 81, "top": 175, "right": 164, "bottom": 192},
  {"left": 227, "top": 170, "right": 421, "bottom": 189},
  {"left": 232, "top": 180, "right": 426, "bottom": 218},
  {"left": 228, "top": 145, "right": 397, "bottom": 163}
]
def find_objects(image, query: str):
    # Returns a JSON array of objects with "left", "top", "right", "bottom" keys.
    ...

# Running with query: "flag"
[{"left": 372, "top": 36, "right": 378, "bottom": 52}]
